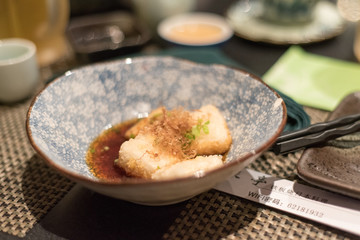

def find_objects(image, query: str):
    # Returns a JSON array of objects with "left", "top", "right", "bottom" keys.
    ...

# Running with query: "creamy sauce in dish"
[
  {"left": 167, "top": 23, "right": 223, "bottom": 44},
  {"left": 157, "top": 12, "right": 233, "bottom": 46}
]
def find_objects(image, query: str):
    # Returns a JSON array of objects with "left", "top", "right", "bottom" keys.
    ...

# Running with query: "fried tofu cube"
[
  {"left": 152, "top": 155, "right": 223, "bottom": 180},
  {"left": 117, "top": 134, "right": 179, "bottom": 179},
  {"left": 117, "top": 105, "right": 231, "bottom": 180},
  {"left": 191, "top": 105, "right": 232, "bottom": 155}
]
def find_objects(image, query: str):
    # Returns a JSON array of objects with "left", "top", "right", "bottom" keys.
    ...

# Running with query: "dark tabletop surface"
[{"left": 1, "top": 0, "right": 359, "bottom": 239}]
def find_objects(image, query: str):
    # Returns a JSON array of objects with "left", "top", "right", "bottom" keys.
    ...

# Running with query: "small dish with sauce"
[
  {"left": 157, "top": 12, "right": 233, "bottom": 46},
  {"left": 26, "top": 56, "right": 286, "bottom": 205}
]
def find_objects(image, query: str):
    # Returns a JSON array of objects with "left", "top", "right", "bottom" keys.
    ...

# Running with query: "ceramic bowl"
[{"left": 26, "top": 57, "right": 286, "bottom": 205}]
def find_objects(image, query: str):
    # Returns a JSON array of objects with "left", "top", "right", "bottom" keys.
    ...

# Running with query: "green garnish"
[
  {"left": 185, "top": 119, "right": 210, "bottom": 141},
  {"left": 185, "top": 132, "right": 195, "bottom": 140},
  {"left": 130, "top": 133, "right": 135, "bottom": 139},
  {"left": 90, "top": 148, "right": 96, "bottom": 154}
]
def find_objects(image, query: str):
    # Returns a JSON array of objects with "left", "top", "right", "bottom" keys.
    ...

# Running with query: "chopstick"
[{"left": 271, "top": 113, "right": 360, "bottom": 155}]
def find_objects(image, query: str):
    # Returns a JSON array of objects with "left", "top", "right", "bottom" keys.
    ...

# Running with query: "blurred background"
[
  {"left": 2, "top": 1, "right": 360, "bottom": 239},
  {"left": 0, "top": 0, "right": 359, "bottom": 86}
]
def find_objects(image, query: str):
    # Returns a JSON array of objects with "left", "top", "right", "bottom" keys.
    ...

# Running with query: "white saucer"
[
  {"left": 226, "top": 0, "right": 347, "bottom": 45},
  {"left": 157, "top": 12, "right": 233, "bottom": 46}
]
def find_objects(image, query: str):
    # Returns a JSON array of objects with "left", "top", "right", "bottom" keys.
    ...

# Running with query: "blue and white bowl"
[{"left": 26, "top": 56, "right": 286, "bottom": 205}]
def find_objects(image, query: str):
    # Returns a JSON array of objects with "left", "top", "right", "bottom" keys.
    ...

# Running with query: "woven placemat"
[
  {"left": 163, "top": 155, "right": 356, "bottom": 240},
  {"left": 163, "top": 108, "right": 357, "bottom": 240},
  {"left": 0, "top": 99, "right": 75, "bottom": 238},
  {"left": 1, "top": 95, "right": 356, "bottom": 239}
]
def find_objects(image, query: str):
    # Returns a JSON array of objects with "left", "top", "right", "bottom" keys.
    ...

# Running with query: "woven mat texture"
[
  {"left": 0, "top": 99, "right": 75, "bottom": 237},
  {"left": 163, "top": 107, "right": 357, "bottom": 240},
  {"left": 0, "top": 98, "right": 358, "bottom": 239}
]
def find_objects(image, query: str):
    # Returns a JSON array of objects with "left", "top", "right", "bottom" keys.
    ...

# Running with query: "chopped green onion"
[
  {"left": 184, "top": 119, "right": 210, "bottom": 142},
  {"left": 203, "top": 125, "right": 209, "bottom": 134},
  {"left": 192, "top": 125, "right": 201, "bottom": 137}
]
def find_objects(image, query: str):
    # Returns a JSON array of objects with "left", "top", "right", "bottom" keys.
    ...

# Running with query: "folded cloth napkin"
[
  {"left": 263, "top": 46, "right": 360, "bottom": 111},
  {"left": 147, "top": 47, "right": 310, "bottom": 132}
]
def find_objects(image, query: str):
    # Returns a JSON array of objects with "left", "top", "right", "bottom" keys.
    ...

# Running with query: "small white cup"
[{"left": 0, "top": 38, "right": 39, "bottom": 103}]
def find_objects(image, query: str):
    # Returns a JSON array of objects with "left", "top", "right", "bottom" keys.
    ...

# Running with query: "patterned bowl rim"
[{"left": 26, "top": 56, "right": 287, "bottom": 187}]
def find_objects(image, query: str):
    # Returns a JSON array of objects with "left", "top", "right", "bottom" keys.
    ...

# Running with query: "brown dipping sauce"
[{"left": 86, "top": 120, "right": 137, "bottom": 181}]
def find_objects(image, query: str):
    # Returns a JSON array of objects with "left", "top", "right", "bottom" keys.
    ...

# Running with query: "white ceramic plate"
[
  {"left": 157, "top": 12, "right": 233, "bottom": 46},
  {"left": 226, "top": 0, "right": 347, "bottom": 45}
]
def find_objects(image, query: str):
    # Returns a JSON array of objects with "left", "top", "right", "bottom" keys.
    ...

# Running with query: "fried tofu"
[
  {"left": 125, "top": 105, "right": 232, "bottom": 155},
  {"left": 118, "top": 134, "right": 223, "bottom": 179},
  {"left": 116, "top": 105, "right": 231, "bottom": 180},
  {"left": 191, "top": 105, "right": 232, "bottom": 155},
  {"left": 117, "top": 134, "right": 180, "bottom": 179},
  {"left": 152, "top": 155, "right": 223, "bottom": 180}
]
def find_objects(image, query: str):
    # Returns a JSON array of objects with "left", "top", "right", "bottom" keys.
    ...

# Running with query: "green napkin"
[
  {"left": 263, "top": 46, "right": 360, "bottom": 111},
  {"left": 146, "top": 47, "right": 310, "bottom": 132}
]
